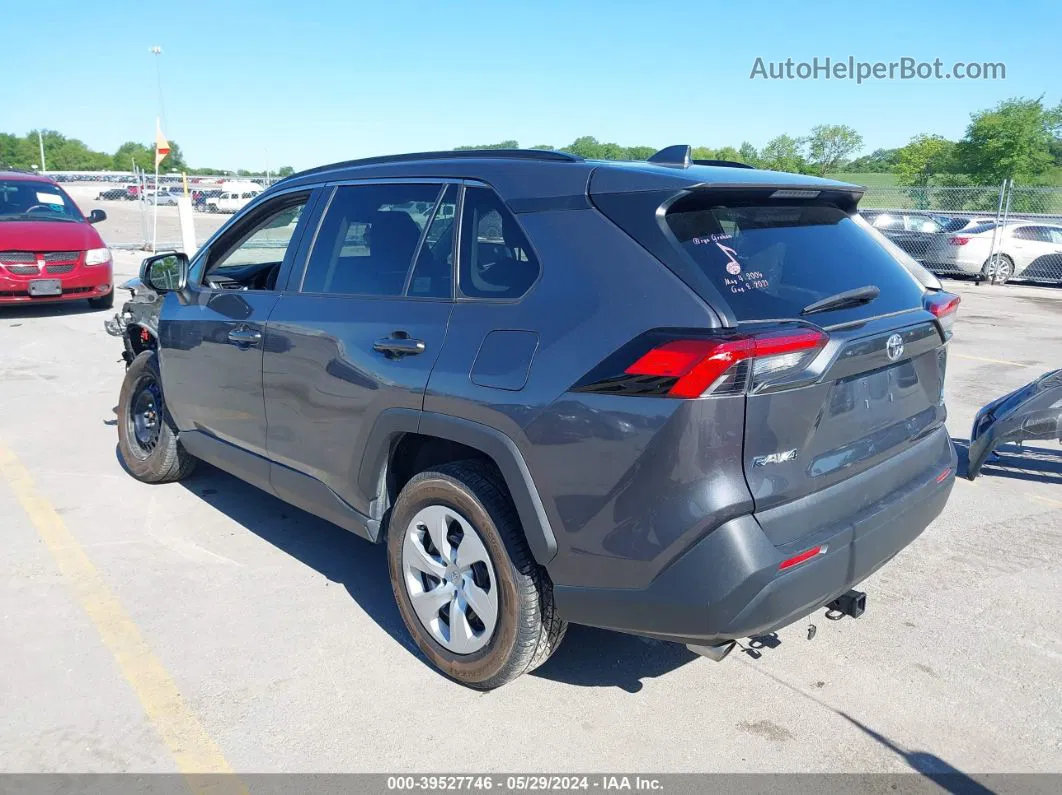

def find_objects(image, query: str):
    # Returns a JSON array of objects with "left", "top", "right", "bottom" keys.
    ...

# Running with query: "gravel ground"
[{"left": 1, "top": 196, "right": 1060, "bottom": 779}]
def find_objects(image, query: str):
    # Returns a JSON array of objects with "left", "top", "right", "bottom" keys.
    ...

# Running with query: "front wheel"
[
  {"left": 387, "top": 461, "right": 566, "bottom": 689},
  {"left": 117, "top": 351, "right": 196, "bottom": 483}
]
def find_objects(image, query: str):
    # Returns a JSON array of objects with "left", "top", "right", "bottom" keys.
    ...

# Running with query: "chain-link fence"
[{"left": 859, "top": 182, "right": 1062, "bottom": 285}]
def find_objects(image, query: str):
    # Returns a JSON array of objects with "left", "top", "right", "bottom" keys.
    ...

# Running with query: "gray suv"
[{"left": 108, "top": 147, "right": 959, "bottom": 688}]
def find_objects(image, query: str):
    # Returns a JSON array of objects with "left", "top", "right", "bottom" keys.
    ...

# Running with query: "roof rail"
[
  {"left": 272, "top": 148, "right": 582, "bottom": 187},
  {"left": 691, "top": 159, "right": 754, "bottom": 169},
  {"left": 647, "top": 145, "right": 691, "bottom": 168}
]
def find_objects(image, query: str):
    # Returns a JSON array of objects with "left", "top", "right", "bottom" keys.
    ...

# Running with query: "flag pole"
[{"left": 152, "top": 156, "right": 159, "bottom": 254}]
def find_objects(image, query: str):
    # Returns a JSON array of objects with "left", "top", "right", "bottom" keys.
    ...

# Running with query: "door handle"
[
  {"left": 373, "top": 334, "right": 426, "bottom": 358},
  {"left": 227, "top": 328, "right": 262, "bottom": 346}
]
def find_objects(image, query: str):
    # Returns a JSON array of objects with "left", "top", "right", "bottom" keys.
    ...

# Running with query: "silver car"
[
  {"left": 144, "top": 186, "right": 182, "bottom": 206},
  {"left": 924, "top": 220, "right": 1062, "bottom": 283}
]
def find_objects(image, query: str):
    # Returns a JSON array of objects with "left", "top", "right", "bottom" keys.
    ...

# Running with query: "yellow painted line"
[
  {"left": 1027, "top": 494, "right": 1062, "bottom": 509},
  {"left": 0, "top": 441, "right": 246, "bottom": 794},
  {"left": 953, "top": 353, "right": 1029, "bottom": 368}
]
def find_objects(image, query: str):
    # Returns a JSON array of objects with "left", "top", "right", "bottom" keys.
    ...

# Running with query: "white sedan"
[{"left": 924, "top": 220, "right": 1062, "bottom": 283}]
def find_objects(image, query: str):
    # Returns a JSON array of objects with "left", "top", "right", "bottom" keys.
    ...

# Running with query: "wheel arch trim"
[{"left": 358, "top": 408, "right": 558, "bottom": 565}]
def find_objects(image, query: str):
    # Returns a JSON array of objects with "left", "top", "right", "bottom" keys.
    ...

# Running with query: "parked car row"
[{"left": 861, "top": 209, "right": 1062, "bottom": 283}]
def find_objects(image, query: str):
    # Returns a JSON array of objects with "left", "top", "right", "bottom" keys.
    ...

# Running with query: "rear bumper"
[{"left": 553, "top": 427, "right": 956, "bottom": 645}]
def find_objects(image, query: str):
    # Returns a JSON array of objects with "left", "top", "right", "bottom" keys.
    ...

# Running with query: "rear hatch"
[{"left": 593, "top": 182, "right": 957, "bottom": 543}]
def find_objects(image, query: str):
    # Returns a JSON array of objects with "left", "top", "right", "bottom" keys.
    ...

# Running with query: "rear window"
[{"left": 665, "top": 201, "right": 926, "bottom": 321}]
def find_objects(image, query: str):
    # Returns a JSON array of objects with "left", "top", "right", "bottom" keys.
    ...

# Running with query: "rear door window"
[
  {"left": 665, "top": 200, "right": 926, "bottom": 321},
  {"left": 301, "top": 183, "right": 441, "bottom": 296}
]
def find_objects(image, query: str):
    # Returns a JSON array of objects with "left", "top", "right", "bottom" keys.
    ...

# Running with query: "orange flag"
[{"left": 155, "top": 119, "right": 170, "bottom": 168}]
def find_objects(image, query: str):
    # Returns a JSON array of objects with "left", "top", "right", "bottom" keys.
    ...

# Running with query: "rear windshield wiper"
[{"left": 801, "top": 285, "right": 880, "bottom": 316}]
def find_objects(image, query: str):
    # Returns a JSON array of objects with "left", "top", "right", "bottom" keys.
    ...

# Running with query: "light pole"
[
  {"left": 150, "top": 45, "right": 164, "bottom": 253},
  {"left": 150, "top": 45, "right": 165, "bottom": 125},
  {"left": 37, "top": 131, "right": 46, "bottom": 173}
]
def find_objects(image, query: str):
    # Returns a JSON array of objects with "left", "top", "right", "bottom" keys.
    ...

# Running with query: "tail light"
[
  {"left": 948, "top": 236, "right": 970, "bottom": 246},
  {"left": 925, "top": 292, "right": 960, "bottom": 338},
  {"left": 574, "top": 327, "right": 828, "bottom": 399}
]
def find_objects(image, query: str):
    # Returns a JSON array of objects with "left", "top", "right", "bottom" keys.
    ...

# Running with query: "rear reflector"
[
  {"left": 949, "top": 236, "right": 970, "bottom": 246},
  {"left": 778, "top": 545, "right": 827, "bottom": 571},
  {"left": 623, "top": 328, "right": 827, "bottom": 398},
  {"left": 936, "top": 468, "right": 952, "bottom": 483}
]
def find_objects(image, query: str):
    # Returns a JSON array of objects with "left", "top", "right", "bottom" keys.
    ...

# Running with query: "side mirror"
[
  {"left": 140, "top": 252, "right": 189, "bottom": 293},
  {"left": 88, "top": 209, "right": 107, "bottom": 224}
]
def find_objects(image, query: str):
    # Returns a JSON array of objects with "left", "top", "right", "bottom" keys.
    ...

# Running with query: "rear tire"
[
  {"left": 982, "top": 254, "right": 1014, "bottom": 284},
  {"left": 117, "top": 351, "right": 196, "bottom": 483},
  {"left": 88, "top": 290, "right": 114, "bottom": 310},
  {"left": 387, "top": 461, "right": 566, "bottom": 689}
]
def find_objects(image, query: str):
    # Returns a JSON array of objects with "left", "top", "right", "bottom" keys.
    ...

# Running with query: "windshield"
[{"left": 0, "top": 179, "right": 83, "bottom": 222}]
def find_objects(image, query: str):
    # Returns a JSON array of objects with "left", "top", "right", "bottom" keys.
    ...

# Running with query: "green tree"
[
  {"left": 625, "top": 145, "right": 655, "bottom": 161},
  {"left": 162, "top": 140, "right": 188, "bottom": 171},
  {"left": 846, "top": 147, "right": 900, "bottom": 173},
  {"left": 597, "top": 141, "right": 628, "bottom": 160},
  {"left": 805, "top": 124, "right": 863, "bottom": 175},
  {"left": 895, "top": 134, "right": 955, "bottom": 188},
  {"left": 453, "top": 140, "right": 519, "bottom": 151},
  {"left": 759, "top": 135, "right": 808, "bottom": 173},
  {"left": 738, "top": 141, "right": 759, "bottom": 167},
  {"left": 563, "top": 136, "right": 607, "bottom": 158},
  {"left": 691, "top": 146, "right": 716, "bottom": 161},
  {"left": 276, "top": 166, "right": 295, "bottom": 177},
  {"left": 113, "top": 141, "right": 154, "bottom": 172},
  {"left": 715, "top": 145, "right": 742, "bottom": 163},
  {"left": 954, "top": 96, "right": 1062, "bottom": 184}
]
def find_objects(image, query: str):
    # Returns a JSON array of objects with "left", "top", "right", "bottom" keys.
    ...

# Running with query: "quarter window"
[
  {"left": 301, "top": 183, "right": 441, "bottom": 296},
  {"left": 458, "top": 187, "right": 539, "bottom": 299}
]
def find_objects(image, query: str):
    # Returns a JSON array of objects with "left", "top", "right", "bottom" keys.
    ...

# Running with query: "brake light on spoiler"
[{"left": 574, "top": 327, "right": 828, "bottom": 399}]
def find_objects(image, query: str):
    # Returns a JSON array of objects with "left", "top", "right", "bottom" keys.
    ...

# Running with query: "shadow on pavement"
[
  {"left": 749, "top": 665, "right": 992, "bottom": 793},
  {"left": 530, "top": 625, "right": 697, "bottom": 692},
  {"left": 153, "top": 460, "right": 699, "bottom": 690},
  {"left": 1, "top": 301, "right": 106, "bottom": 320},
  {"left": 176, "top": 461, "right": 415, "bottom": 652},
  {"left": 838, "top": 712, "right": 995, "bottom": 795}
]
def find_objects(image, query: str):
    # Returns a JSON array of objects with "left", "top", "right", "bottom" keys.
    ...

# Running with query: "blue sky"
[{"left": 6, "top": 0, "right": 1060, "bottom": 170}]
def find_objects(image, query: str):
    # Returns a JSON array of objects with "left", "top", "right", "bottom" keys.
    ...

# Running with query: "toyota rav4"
[{"left": 108, "top": 147, "right": 958, "bottom": 688}]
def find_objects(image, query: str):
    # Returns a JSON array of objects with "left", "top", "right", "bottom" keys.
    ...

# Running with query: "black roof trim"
[
  {"left": 692, "top": 159, "right": 754, "bottom": 170},
  {"left": 273, "top": 149, "right": 582, "bottom": 188}
]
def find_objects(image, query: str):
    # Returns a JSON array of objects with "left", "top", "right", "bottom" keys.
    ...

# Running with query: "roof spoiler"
[{"left": 647, "top": 146, "right": 754, "bottom": 170}]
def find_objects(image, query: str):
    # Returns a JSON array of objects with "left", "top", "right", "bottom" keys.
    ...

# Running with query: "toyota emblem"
[{"left": 886, "top": 333, "right": 904, "bottom": 361}]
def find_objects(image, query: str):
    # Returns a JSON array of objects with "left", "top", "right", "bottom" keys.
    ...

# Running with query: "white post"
[
  {"left": 37, "top": 131, "right": 46, "bottom": 173},
  {"left": 152, "top": 160, "right": 160, "bottom": 254},
  {"left": 176, "top": 196, "right": 196, "bottom": 257}
]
